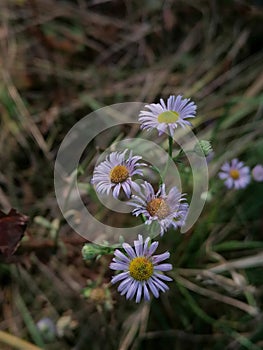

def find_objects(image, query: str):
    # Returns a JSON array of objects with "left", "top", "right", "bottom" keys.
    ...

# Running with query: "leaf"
[{"left": 0, "top": 208, "right": 28, "bottom": 258}]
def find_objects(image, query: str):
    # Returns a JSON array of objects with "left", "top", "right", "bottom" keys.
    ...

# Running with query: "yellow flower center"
[
  {"left": 229, "top": 169, "right": 240, "bottom": 180},
  {"left": 157, "top": 111, "right": 179, "bottom": 124},
  {"left": 110, "top": 165, "right": 129, "bottom": 183},
  {"left": 146, "top": 198, "right": 170, "bottom": 219},
  {"left": 129, "top": 257, "right": 154, "bottom": 281}
]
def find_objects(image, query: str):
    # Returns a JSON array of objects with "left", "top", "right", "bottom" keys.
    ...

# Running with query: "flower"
[
  {"left": 110, "top": 234, "right": 172, "bottom": 303},
  {"left": 218, "top": 158, "right": 250, "bottom": 189},
  {"left": 252, "top": 165, "right": 263, "bottom": 182},
  {"left": 91, "top": 149, "right": 145, "bottom": 199},
  {"left": 139, "top": 95, "right": 197, "bottom": 136},
  {"left": 36, "top": 318, "right": 56, "bottom": 342},
  {"left": 129, "top": 181, "right": 188, "bottom": 236}
]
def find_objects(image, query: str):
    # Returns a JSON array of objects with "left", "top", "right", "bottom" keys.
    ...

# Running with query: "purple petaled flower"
[
  {"left": 36, "top": 317, "right": 56, "bottom": 342},
  {"left": 91, "top": 149, "right": 145, "bottom": 199},
  {"left": 139, "top": 95, "right": 197, "bottom": 136},
  {"left": 218, "top": 158, "right": 250, "bottom": 189},
  {"left": 129, "top": 181, "right": 188, "bottom": 236},
  {"left": 252, "top": 165, "right": 263, "bottom": 182},
  {"left": 110, "top": 234, "right": 172, "bottom": 303}
]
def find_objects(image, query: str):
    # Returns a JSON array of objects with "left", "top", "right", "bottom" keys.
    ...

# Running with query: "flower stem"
[
  {"left": 161, "top": 136, "right": 174, "bottom": 182},
  {"left": 140, "top": 214, "right": 146, "bottom": 223},
  {"left": 168, "top": 135, "right": 173, "bottom": 158},
  {"left": 173, "top": 149, "right": 184, "bottom": 163}
]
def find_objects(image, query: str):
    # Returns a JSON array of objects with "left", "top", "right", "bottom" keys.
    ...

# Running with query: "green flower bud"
[
  {"left": 82, "top": 243, "right": 114, "bottom": 260},
  {"left": 82, "top": 244, "right": 103, "bottom": 260},
  {"left": 194, "top": 140, "right": 213, "bottom": 157}
]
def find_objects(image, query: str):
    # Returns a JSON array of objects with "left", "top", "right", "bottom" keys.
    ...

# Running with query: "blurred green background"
[{"left": 0, "top": 0, "right": 263, "bottom": 349}]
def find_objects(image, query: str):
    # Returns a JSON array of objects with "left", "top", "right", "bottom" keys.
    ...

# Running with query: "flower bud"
[
  {"left": 194, "top": 140, "right": 213, "bottom": 157},
  {"left": 82, "top": 243, "right": 114, "bottom": 260}
]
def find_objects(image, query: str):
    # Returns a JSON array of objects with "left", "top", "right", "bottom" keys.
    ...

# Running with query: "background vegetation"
[{"left": 0, "top": 0, "right": 263, "bottom": 349}]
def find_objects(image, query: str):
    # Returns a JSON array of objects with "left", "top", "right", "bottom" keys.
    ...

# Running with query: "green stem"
[
  {"left": 161, "top": 136, "right": 174, "bottom": 182},
  {"left": 15, "top": 292, "right": 45, "bottom": 348},
  {"left": 140, "top": 214, "right": 146, "bottom": 223},
  {"left": 168, "top": 135, "right": 173, "bottom": 158},
  {"left": 150, "top": 165, "right": 162, "bottom": 177}
]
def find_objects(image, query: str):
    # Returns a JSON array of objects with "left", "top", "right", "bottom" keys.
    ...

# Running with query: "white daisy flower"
[
  {"left": 139, "top": 95, "right": 197, "bottom": 136},
  {"left": 129, "top": 181, "right": 189, "bottom": 236},
  {"left": 91, "top": 149, "right": 145, "bottom": 199},
  {"left": 110, "top": 234, "right": 172, "bottom": 303}
]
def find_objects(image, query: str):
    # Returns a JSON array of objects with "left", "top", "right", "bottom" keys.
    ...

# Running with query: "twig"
[
  {"left": 208, "top": 253, "right": 263, "bottom": 274},
  {"left": 175, "top": 275, "right": 259, "bottom": 316}
]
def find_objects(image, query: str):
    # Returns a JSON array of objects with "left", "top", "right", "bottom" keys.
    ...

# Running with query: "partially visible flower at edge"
[
  {"left": 218, "top": 158, "right": 250, "bottom": 189},
  {"left": 129, "top": 181, "right": 188, "bottom": 236},
  {"left": 252, "top": 164, "right": 263, "bottom": 182},
  {"left": 91, "top": 149, "right": 146, "bottom": 199},
  {"left": 110, "top": 234, "right": 172, "bottom": 303},
  {"left": 138, "top": 95, "right": 197, "bottom": 136}
]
